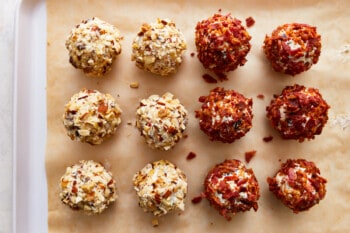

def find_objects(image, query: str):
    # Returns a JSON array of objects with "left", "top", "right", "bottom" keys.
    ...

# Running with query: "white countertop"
[{"left": 0, "top": 0, "right": 18, "bottom": 232}]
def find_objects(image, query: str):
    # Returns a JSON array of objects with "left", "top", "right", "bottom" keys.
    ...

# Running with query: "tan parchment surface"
[{"left": 46, "top": 0, "right": 350, "bottom": 232}]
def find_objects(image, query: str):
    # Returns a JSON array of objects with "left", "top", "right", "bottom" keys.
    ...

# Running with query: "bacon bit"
[
  {"left": 190, "top": 52, "right": 195, "bottom": 57},
  {"left": 160, "top": 19, "right": 168, "bottom": 25},
  {"left": 215, "top": 72, "right": 228, "bottom": 81},
  {"left": 167, "top": 126, "right": 178, "bottom": 134},
  {"left": 78, "top": 95, "right": 88, "bottom": 100},
  {"left": 202, "top": 73, "right": 218, "bottom": 83},
  {"left": 245, "top": 150, "right": 256, "bottom": 163},
  {"left": 163, "top": 190, "right": 172, "bottom": 198},
  {"left": 71, "top": 185, "right": 78, "bottom": 194},
  {"left": 154, "top": 193, "right": 161, "bottom": 204},
  {"left": 191, "top": 195, "right": 203, "bottom": 204},
  {"left": 218, "top": 8, "right": 222, "bottom": 13},
  {"left": 198, "top": 95, "right": 206, "bottom": 103},
  {"left": 98, "top": 102, "right": 108, "bottom": 113},
  {"left": 91, "top": 25, "right": 100, "bottom": 32},
  {"left": 257, "top": 94, "right": 265, "bottom": 99},
  {"left": 245, "top": 17, "right": 255, "bottom": 28},
  {"left": 186, "top": 152, "right": 196, "bottom": 160},
  {"left": 263, "top": 136, "right": 273, "bottom": 142}
]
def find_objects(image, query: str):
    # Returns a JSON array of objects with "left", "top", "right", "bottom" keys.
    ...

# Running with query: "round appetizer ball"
[
  {"left": 266, "top": 84, "right": 330, "bottom": 142},
  {"left": 131, "top": 18, "right": 187, "bottom": 76},
  {"left": 62, "top": 89, "right": 122, "bottom": 145},
  {"left": 203, "top": 159, "right": 260, "bottom": 220},
  {"left": 195, "top": 87, "right": 253, "bottom": 143},
  {"left": 195, "top": 13, "right": 251, "bottom": 74},
  {"left": 267, "top": 159, "right": 327, "bottom": 213},
  {"left": 263, "top": 23, "right": 321, "bottom": 76},
  {"left": 65, "top": 17, "right": 123, "bottom": 77},
  {"left": 60, "top": 160, "right": 117, "bottom": 214},
  {"left": 132, "top": 160, "right": 188, "bottom": 216},
  {"left": 136, "top": 92, "right": 188, "bottom": 150}
]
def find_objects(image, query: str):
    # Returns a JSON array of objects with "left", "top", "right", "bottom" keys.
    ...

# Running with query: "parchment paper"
[{"left": 46, "top": 0, "right": 350, "bottom": 232}]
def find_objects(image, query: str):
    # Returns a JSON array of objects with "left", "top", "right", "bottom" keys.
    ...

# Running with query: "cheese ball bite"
[
  {"left": 62, "top": 89, "right": 122, "bottom": 145},
  {"left": 263, "top": 23, "right": 321, "bottom": 76},
  {"left": 203, "top": 159, "right": 260, "bottom": 220},
  {"left": 136, "top": 92, "right": 188, "bottom": 150},
  {"left": 267, "top": 159, "right": 327, "bottom": 213},
  {"left": 59, "top": 160, "right": 117, "bottom": 214},
  {"left": 195, "top": 13, "right": 251, "bottom": 74},
  {"left": 266, "top": 84, "right": 330, "bottom": 142},
  {"left": 65, "top": 17, "right": 123, "bottom": 77},
  {"left": 131, "top": 18, "right": 187, "bottom": 76},
  {"left": 132, "top": 160, "right": 188, "bottom": 216},
  {"left": 195, "top": 87, "right": 253, "bottom": 143}
]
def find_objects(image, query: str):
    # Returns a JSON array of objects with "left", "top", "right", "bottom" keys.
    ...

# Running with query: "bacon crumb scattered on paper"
[
  {"left": 263, "top": 136, "right": 273, "bottom": 142},
  {"left": 245, "top": 150, "right": 257, "bottom": 163},
  {"left": 246, "top": 16, "right": 255, "bottom": 27}
]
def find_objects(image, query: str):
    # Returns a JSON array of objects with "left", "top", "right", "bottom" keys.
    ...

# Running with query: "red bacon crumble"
[
  {"left": 191, "top": 195, "right": 203, "bottom": 204},
  {"left": 245, "top": 150, "right": 256, "bottom": 163},
  {"left": 245, "top": 16, "right": 255, "bottom": 27},
  {"left": 263, "top": 136, "right": 273, "bottom": 142},
  {"left": 186, "top": 152, "right": 196, "bottom": 160},
  {"left": 190, "top": 52, "right": 195, "bottom": 57},
  {"left": 202, "top": 73, "right": 218, "bottom": 83},
  {"left": 215, "top": 72, "right": 228, "bottom": 81},
  {"left": 257, "top": 94, "right": 265, "bottom": 99}
]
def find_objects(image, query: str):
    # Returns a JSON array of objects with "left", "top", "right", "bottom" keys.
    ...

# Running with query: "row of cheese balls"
[
  {"left": 62, "top": 84, "right": 330, "bottom": 148},
  {"left": 59, "top": 158, "right": 327, "bottom": 221},
  {"left": 65, "top": 13, "right": 321, "bottom": 78}
]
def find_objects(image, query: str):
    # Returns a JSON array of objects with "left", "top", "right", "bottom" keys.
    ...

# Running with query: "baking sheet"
[{"left": 46, "top": 0, "right": 350, "bottom": 232}]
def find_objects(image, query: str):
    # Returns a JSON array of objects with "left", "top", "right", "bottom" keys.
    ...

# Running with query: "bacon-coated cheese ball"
[
  {"left": 263, "top": 23, "right": 321, "bottom": 76},
  {"left": 65, "top": 17, "right": 123, "bottom": 77},
  {"left": 267, "top": 159, "right": 327, "bottom": 213},
  {"left": 195, "top": 13, "right": 251, "bottom": 74},
  {"left": 266, "top": 84, "right": 330, "bottom": 142},
  {"left": 203, "top": 159, "right": 260, "bottom": 220},
  {"left": 195, "top": 87, "right": 253, "bottom": 143}
]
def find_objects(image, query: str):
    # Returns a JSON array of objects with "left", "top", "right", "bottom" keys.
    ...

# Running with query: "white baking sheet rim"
[{"left": 13, "top": 0, "right": 47, "bottom": 232}]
